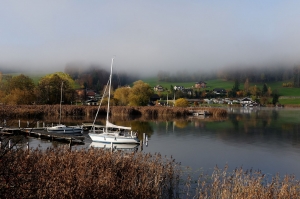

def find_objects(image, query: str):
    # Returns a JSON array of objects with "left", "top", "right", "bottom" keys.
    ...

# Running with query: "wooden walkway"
[{"left": 0, "top": 127, "right": 85, "bottom": 144}]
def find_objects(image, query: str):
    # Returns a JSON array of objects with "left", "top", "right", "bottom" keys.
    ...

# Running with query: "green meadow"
[{"left": 143, "top": 77, "right": 300, "bottom": 104}]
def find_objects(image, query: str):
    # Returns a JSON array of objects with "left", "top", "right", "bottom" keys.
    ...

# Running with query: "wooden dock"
[{"left": 0, "top": 127, "right": 85, "bottom": 145}]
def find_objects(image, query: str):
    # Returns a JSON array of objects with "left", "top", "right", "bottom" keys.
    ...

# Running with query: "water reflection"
[{"left": 90, "top": 142, "right": 140, "bottom": 152}]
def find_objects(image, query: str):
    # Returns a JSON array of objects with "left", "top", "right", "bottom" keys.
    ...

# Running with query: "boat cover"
[{"left": 106, "top": 121, "right": 131, "bottom": 130}]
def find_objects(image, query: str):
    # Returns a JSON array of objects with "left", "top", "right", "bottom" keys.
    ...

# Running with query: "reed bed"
[
  {"left": 0, "top": 144, "right": 180, "bottom": 199},
  {"left": 0, "top": 105, "right": 227, "bottom": 119},
  {"left": 186, "top": 165, "right": 300, "bottom": 199},
  {"left": 1, "top": 140, "right": 300, "bottom": 198}
]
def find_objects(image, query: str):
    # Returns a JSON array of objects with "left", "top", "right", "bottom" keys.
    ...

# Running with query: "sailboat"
[
  {"left": 88, "top": 58, "right": 140, "bottom": 144},
  {"left": 46, "top": 82, "right": 83, "bottom": 134}
]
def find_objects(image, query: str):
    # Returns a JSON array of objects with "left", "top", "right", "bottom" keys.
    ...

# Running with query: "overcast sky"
[{"left": 1, "top": 1, "right": 300, "bottom": 76}]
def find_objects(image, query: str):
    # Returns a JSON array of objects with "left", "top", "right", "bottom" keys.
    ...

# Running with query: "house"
[
  {"left": 174, "top": 85, "right": 184, "bottom": 91},
  {"left": 195, "top": 81, "right": 207, "bottom": 88},
  {"left": 85, "top": 99, "right": 99, "bottom": 106},
  {"left": 149, "top": 94, "right": 160, "bottom": 105},
  {"left": 239, "top": 97, "right": 253, "bottom": 104},
  {"left": 213, "top": 88, "right": 227, "bottom": 95},
  {"left": 86, "top": 90, "right": 97, "bottom": 99},
  {"left": 183, "top": 88, "right": 193, "bottom": 95},
  {"left": 154, "top": 85, "right": 164, "bottom": 92}
]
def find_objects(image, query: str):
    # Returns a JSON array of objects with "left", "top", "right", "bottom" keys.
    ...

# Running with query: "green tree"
[
  {"left": 113, "top": 87, "right": 131, "bottom": 106},
  {"left": 128, "top": 80, "right": 153, "bottom": 106},
  {"left": 262, "top": 83, "right": 268, "bottom": 96},
  {"left": 175, "top": 98, "right": 189, "bottom": 107},
  {"left": 228, "top": 79, "right": 240, "bottom": 97},
  {"left": 37, "top": 72, "right": 76, "bottom": 104},
  {"left": 244, "top": 78, "right": 250, "bottom": 95},
  {"left": 272, "top": 90, "right": 279, "bottom": 105}
]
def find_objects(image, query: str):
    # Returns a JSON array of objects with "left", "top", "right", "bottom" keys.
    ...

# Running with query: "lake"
[{"left": 13, "top": 107, "right": 300, "bottom": 179}]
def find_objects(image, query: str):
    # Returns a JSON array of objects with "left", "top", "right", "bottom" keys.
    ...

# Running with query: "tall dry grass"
[
  {"left": 0, "top": 143, "right": 180, "bottom": 199},
  {"left": 1, "top": 140, "right": 299, "bottom": 198},
  {"left": 0, "top": 105, "right": 227, "bottom": 119},
  {"left": 186, "top": 165, "right": 300, "bottom": 199}
]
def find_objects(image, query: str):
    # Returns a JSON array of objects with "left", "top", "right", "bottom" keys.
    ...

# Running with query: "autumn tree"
[
  {"left": 175, "top": 98, "right": 189, "bottom": 107},
  {"left": 113, "top": 87, "right": 131, "bottom": 106},
  {"left": 37, "top": 72, "right": 76, "bottom": 104},
  {"left": 128, "top": 80, "right": 153, "bottom": 106},
  {"left": 249, "top": 85, "right": 261, "bottom": 99},
  {"left": 0, "top": 74, "right": 36, "bottom": 105}
]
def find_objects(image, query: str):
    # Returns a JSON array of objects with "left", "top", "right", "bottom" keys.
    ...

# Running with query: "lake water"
[{"left": 11, "top": 107, "right": 300, "bottom": 179}]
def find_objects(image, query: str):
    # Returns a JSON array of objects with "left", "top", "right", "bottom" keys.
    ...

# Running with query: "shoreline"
[{"left": 0, "top": 105, "right": 227, "bottom": 119}]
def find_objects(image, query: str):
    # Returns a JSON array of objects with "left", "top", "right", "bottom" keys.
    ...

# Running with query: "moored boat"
[{"left": 88, "top": 58, "right": 140, "bottom": 144}]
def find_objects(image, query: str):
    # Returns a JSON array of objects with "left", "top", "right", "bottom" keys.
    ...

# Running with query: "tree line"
[{"left": 0, "top": 70, "right": 154, "bottom": 106}]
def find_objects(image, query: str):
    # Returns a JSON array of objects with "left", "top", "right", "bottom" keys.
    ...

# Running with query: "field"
[{"left": 144, "top": 77, "right": 300, "bottom": 97}]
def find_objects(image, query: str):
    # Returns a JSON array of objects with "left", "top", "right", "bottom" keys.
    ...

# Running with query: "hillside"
[{"left": 143, "top": 77, "right": 300, "bottom": 105}]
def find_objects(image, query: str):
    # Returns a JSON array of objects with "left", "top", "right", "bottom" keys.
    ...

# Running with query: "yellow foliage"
[{"left": 175, "top": 98, "right": 189, "bottom": 107}]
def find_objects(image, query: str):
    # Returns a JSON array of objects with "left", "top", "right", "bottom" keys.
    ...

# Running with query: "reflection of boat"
[
  {"left": 46, "top": 82, "right": 83, "bottom": 134},
  {"left": 90, "top": 142, "right": 139, "bottom": 151},
  {"left": 88, "top": 58, "right": 140, "bottom": 144}
]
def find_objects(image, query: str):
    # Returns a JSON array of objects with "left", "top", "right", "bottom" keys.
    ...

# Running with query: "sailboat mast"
[
  {"left": 106, "top": 58, "right": 114, "bottom": 132},
  {"left": 59, "top": 81, "right": 63, "bottom": 124}
]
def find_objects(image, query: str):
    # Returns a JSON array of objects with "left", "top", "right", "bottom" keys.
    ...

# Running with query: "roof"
[{"left": 196, "top": 81, "right": 207, "bottom": 84}]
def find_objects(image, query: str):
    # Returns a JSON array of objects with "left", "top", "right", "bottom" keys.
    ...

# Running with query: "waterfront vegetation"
[
  {"left": 0, "top": 139, "right": 299, "bottom": 198},
  {"left": 0, "top": 105, "right": 228, "bottom": 119}
]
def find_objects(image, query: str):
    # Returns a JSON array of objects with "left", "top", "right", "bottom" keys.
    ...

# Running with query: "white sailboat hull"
[
  {"left": 47, "top": 125, "right": 83, "bottom": 134},
  {"left": 89, "top": 133, "right": 140, "bottom": 144}
]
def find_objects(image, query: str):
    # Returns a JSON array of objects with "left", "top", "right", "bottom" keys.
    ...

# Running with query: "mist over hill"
[{"left": 156, "top": 64, "right": 297, "bottom": 84}]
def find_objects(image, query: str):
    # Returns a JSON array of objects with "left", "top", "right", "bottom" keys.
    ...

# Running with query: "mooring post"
[
  {"left": 27, "top": 142, "right": 29, "bottom": 151},
  {"left": 37, "top": 121, "right": 39, "bottom": 128},
  {"left": 43, "top": 122, "right": 45, "bottom": 128},
  {"left": 146, "top": 135, "right": 148, "bottom": 147},
  {"left": 19, "top": 120, "right": 21, "bottom": 129},
  {"left": 111, "top": 142, "right": 113, "bottom": 153},
  {"left": 8, "top": 139, "right": 11, "bottom": 149},
  {"left": 143, "top": 133, "right": 146, "bottom": 144}
]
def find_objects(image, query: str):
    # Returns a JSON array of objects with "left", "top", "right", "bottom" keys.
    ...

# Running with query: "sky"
[{"left": 1, "top": 1, "right": 300, "bottom": 76}]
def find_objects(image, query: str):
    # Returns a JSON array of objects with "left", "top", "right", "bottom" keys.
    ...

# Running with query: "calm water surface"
[{"left": 21, "top": 107, "right": 300, "bottom": 178}]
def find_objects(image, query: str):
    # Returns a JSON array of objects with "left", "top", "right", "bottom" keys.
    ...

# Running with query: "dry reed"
[
  {"left": 0, "top": 142, "right": 180, "bottom": 199},
  {"left": 0, "top": 105, "right": 227, "bottom": 119},
  {"left": 1, "top": 140, "right": 300, "bottom": 198},
  {"left": 188, "top": 165, "right": 300, "bottom": 199}
]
